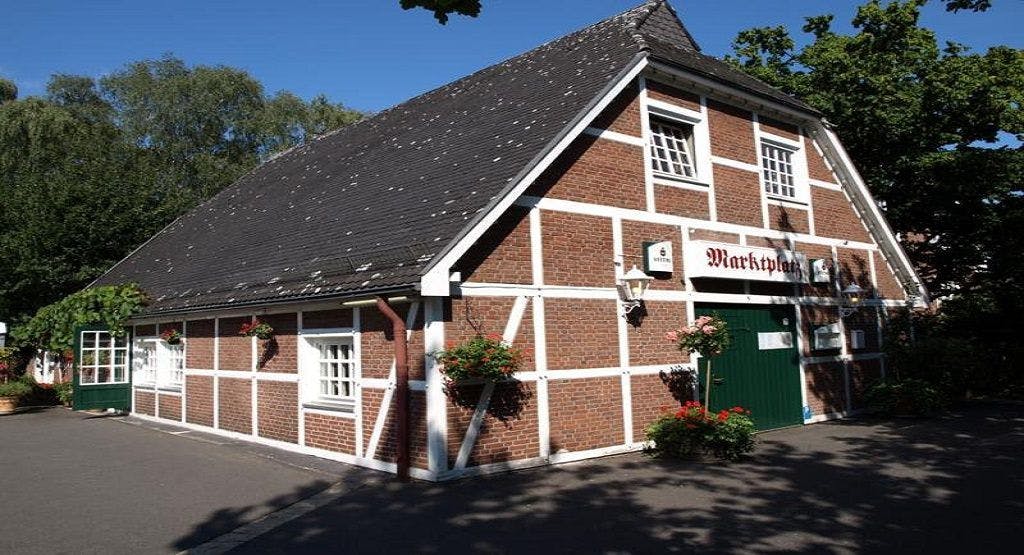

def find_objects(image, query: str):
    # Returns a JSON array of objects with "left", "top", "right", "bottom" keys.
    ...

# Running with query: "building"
[{"left": 81, "top": 1, "right": 927, "bottom": 481}]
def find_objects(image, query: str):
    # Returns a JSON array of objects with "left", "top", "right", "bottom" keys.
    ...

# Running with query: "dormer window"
[{"left": 649, "top": 119, "right": 696, "bottom": 179}]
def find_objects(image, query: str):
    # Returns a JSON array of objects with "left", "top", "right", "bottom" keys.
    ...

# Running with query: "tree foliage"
[
  {"left": 13, "top": 284, "right": 148, "bottom": 352},
  {"left": 0, "top": 56, "right": 362, "bottom": 326},
  {"left": 400, "top": 0, "right": 481, "bottom": 24}
]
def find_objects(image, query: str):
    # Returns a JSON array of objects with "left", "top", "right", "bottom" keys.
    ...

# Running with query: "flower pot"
[{"left": 0, "top": 395, "right": 18, "bottom": 415}]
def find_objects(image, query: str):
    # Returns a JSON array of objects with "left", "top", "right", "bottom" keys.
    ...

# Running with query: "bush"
[
  {"left": 53, "top": 381, "right": 73, "bottom": 406},
  {"left": 645, "top": 401, "right": 756, "bottom": 461},
  {"left": 0, "top": 380, "right": 32, "bottom": 399},
  {"left": 865, "top": 379, "right": 947, "bottom": 416}
]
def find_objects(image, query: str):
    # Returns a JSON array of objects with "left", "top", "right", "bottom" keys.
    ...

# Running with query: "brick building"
[{"left": 81, "top": 1, "right": 926, "bottom": 480}]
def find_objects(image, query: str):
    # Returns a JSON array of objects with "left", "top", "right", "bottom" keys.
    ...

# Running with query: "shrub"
[
  {"left": 0, "top": 380, "right": 32, "bottom": 399},
  {"left": 865, "top": 379, "right": 947, "bottom": 416},
  {"left": 53, "top": 381, "right": 73, "bottom": 406},
  {"left": 645, "top": 401, "right": 756, "bottom": 461},
  {"left": 434, "top": 334, "right": 523, "bottom": 383}
]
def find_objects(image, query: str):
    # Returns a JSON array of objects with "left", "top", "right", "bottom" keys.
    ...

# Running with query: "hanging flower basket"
[
  {"left": 160, "top": 328, "right": 183, "bottom": 345},
  {"left": 434, "top": 334, "right": 523, "bottom": 384},
  {"left": 239, "top": 320, "right": 274, "bottom": 340}
]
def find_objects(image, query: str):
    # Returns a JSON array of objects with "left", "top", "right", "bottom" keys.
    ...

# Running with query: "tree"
[
  {"left": 727, "top": 0, "right": 1023, "bottom": 298},
  {"left": 0, "top": 57, "right": 362, "bottom": 326},
  {"left": 0, "top": 78, "right": 16, "bottom": 103},
  {"left": 400, "top": 0, "right": 481, "bottom": 23}
]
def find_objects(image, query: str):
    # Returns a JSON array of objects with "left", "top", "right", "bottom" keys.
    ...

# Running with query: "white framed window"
[
  {"left": 132, "top": 336, "right": 183, "bottom": 388},
  {"left": 300, "top": 330, "right": 359, "bottom": 411},
  {"left": 80, "top": 330, "right": 129, "bottom": 385},
  {"left": 650, "top": 119, "right": 696, "bottom": 178},
  {"left": 761, "top": 141, "right": 797, "bottom": 199}
]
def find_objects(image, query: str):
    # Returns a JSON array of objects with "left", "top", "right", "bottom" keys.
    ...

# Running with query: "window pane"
[
  {"left": 81, "top": 367, "right": 96, "bottom": 384},
  {"left": 320, "top": 380, "right": 329, "bottom": 395},
  {"left": 97, "top": 367, "right": 110, "bottom": 383},
  {"left": 114, "top": 366, "right": 125, "bottom": 382},
  {"left": 83, "top": 333, "right": 96, "bottom": 349}
]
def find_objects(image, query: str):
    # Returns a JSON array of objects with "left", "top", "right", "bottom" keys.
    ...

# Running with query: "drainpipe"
[{"left": 376, "top": 296, "right": 410, "bottom": 481}]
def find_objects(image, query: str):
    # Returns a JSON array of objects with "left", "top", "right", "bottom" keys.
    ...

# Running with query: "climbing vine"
[{"left": 13, "top": 284, "right": 148, "bottom": 352}]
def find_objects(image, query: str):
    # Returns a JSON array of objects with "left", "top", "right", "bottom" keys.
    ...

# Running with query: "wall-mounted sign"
[
  {"left": 643, "top": 241, "right": 674, "bottom": 274},
  {"left": 685, "top": 241, "right": 808, "bottom": 283},
  {"left": 810, "top": 259, "right": 832, "bottom": 284}
]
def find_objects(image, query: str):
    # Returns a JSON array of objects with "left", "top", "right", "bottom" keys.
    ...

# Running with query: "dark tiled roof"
[{"left": 95, "top": 1, "right": 819, "bottom": 315}]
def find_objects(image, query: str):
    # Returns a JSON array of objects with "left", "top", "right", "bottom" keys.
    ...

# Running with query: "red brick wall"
[
  {"left": 218, "top": 317, "right": 251, "bottom": 371},
  {"left": 628, "top": 301, "right": 689, "bottom": 367},
  {"left": 186, "top": 376, "right": 214, "bottom": 427},
  {"left": 305, "top": 413, "right": 356, "bottom": 454},
  {"left": 805, "top": 362, "right": 847, "bottom": 416},
  {"left": 707, "top": 99, "right": 756, "bottom": 164},
  {"left": 654, "top": 185, "right": 710, "bottom": 220},
  {"left": 806, "top": 138, "right": 837, "bottom": 183},
  {"left": 811, "top": 187, "right": 871, "bottom": 243},
  {"left": 548, "top": 377, "right": 624, "bottom": 452},
  {"left": 801, "top": 305, "right": 842, "bottom": 356},
  {"left": 360, "top": 303, "right": 425, "bottom": 380},
  {"left": 218, "top": 377, "right": 252, "bottom": 434},
  {"left": 767, "top": 204, "right": 810, "bottom": 234},
  {"left": 631, "top": 373, "right": 684, "bottom": 440},
  {"left": 257, "top": 381, "right": 298, "bottom": 443},
  {"left": 591, "top": 81, "right": 642, "bottom": 135},
  {"left": 795, "top": 242, "right": 835, "bottom": 298},
  {"left": 541, "top": 210, "right": 613, "bottom": 288},
  {"left": 759, "top": 116, "right": 800, "bottom": 140},
  {"left": 646, "top": 80, "right": 701, "bottom": 111},
  {"left": 544, "top": 298, "right": 619, "bottom": 370},
  {"left": 873, "top": 251, "right": 906, "bottom": 300},
  {"left": 366, "top": 390, "right": 428, "bottom": 469},
  {"left": 446, "top": 382, "right": 540, "bottom": 467},
  {"left": 712, "top": 165, "right": 763, "bottom": 227},
  {"left": 836, "top": 247, "right": 873, "bottom": 290},
  {"left": 527, "top": 134, "right": 646, "bottom": 211},
  {"left": 458, "top": 206, "right": 533, "bottom": 284},
  {"left": 689, "top": 229, "right": 740, "bottom": 244},
  {"left": 620, "top": 220, "right": 684, "bottom": 291},
  {"left": 844, "top": 308, "right": 881, "bottom": 353},
  {"left": 158, "top": 394, "right": 182, "bottom": 421},
  {"left": 258, "top": 314, "right": 297, "bottom": 373},
  {"left": 135, "top": 390, "right": 155, "bottom": 416},
  {"left": 186, "top": 319, "right": 215, "bottom": 369},
  {"left": 302, "top": 309, "right": 352, "bottom": 329}
]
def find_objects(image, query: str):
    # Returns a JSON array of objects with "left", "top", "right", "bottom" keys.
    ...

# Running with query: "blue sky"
[{"left": 1, "top": 0, "right": 1022, "bottom": 113}]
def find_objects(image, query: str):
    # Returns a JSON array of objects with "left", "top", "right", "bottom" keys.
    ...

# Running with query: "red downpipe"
[{"left": 376, "top": 296, "right": 410, "bottom": 481}]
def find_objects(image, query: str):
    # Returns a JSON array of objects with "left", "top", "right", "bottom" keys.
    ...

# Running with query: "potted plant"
[
  {"left": 666, "top": 313, "right": 731, "bottom": 408},
  {"left": 645, "top": 401, "right": 755, "bottom": 461},
  {"left": 160, "top": 327, "right": 183, "bottom": 345},
  {"left": 239, "top": 319, "right": 274, "bottom": 340},
  {"left": 434, "top": 333, "right": 523, "bottom": 385},
  {"left": 0, "top": 379, "right": 31, "bottom": 415}
]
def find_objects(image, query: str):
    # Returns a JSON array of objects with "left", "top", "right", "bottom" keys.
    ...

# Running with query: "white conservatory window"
[{"left": 80, "top": 331, "right": 129, "bottom": 385}]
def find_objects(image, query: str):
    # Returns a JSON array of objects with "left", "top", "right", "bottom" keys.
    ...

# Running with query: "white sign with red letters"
[{"left": 685, "top": 241, "right": 808, "bottom": 283}]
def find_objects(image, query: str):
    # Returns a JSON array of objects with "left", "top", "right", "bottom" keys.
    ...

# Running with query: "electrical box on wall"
[
  {"left": 850, "top": 329, "right": 866, "bottom": 349},
  {"left": 810, "top": 259, "right": 832, "bottom": 284},
  {"left": 813, "top": 323, "right": 842, "bottom": 350},
  {"left": 643, "top": 241, "right": 674, "bottom": 274}
]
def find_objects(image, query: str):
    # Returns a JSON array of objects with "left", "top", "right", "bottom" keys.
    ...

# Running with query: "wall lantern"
[
  {"left": 618, "top": 265, "right": 653, "bottom": 315},
  {"left": 839, "top": 283, "right": 864, "bottom": 317}
]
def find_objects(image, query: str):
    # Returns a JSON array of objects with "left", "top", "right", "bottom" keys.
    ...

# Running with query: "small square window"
[
  {"left": 761, "top": 141, "right": 797, "bottom": 198},
  {"left": 649, "top": 119, "right": 696, "bottom": 179},
  {"left": 309, "top": 338, "right": 356, "bottom": 404}
]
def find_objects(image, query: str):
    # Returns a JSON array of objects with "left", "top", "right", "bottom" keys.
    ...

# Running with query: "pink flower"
[
  {"left": 665, "top": 330, "right": 679, "bottom": 342},
  {"left": 695, "top": 315, "right": 712, "bottom": 326},
  {"left": 702, "top": 325, "right": 716, "bottom": 334}
]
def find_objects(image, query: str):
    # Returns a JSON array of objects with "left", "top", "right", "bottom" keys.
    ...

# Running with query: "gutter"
[{"left": 375, "top": 296, "right": 411, "bottom": 481}]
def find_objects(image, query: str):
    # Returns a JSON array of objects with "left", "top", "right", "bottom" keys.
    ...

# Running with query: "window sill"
[
  {"left": 157, "top": 385, "right": 182, "bottom": 393},
  {"left": 652, "top": 172, "right": 711, "bottom": 190},
  {"left": 765, "top": 195, "right": 809, "bottom": 207},
  {"left": 303, "top": 400, "right": 355, "bottom": 414}
]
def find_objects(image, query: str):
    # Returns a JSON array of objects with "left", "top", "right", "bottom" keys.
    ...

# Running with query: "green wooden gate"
[
  {"left": 695, "top": 303, "right": 803, "bottom": 430},
  {"left": 73, "top": 325, "right": 132, "bottom": 411}
]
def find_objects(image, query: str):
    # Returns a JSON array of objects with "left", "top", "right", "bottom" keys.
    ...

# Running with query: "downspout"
[{"left": 376, "top": 296, "right": 410, "bottom": 481}]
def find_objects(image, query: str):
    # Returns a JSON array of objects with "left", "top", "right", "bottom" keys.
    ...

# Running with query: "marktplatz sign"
[{"left": 685, "top": 241, "right": 808, "bottom": 283}]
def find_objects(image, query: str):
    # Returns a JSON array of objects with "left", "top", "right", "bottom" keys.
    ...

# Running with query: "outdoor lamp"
[
  {"left": 839, "top": 283, "right": 864, "bottom": 317},
  {"left": 618, "top": 265, "right": 653, "bottom": 315}
]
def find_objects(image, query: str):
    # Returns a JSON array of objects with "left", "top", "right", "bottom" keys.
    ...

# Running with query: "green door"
[
  {"left": 695, "top": 303, "right": 803, "bottom": 430},
  {"left": 73, "top": 326, "right": 132, "bottom": 411}
]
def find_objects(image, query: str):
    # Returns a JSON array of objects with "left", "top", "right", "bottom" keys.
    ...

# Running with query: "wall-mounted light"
[
  {"left": 839, "top": 283, "right": 863, "bottom": 317},
  {"left": 618, "top": 265, "right": 653, "bottom": 316}
]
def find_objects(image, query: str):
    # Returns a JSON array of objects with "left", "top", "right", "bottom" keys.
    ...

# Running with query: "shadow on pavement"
[{"left": 173, "top": 402, "right": 1023, "bottom": 554}]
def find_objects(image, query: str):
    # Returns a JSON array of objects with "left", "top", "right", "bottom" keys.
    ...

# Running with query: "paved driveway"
[
  {"left": 0, "top": 407, "right": 373, "bottom": 554},
  {"left": 2, "top": 403, "right": 1021, "bottom": 554}
]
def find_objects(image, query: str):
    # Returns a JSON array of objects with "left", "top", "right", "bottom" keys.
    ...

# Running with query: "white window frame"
[
  {"left": 131, "top": 336, "right": 184, "bottom": 389},
  {"left": 758, "top": 132, "right": 810, "bottom": 204},
  {"left": 646, "top": 98, "right": 712, "bottom": 189},
  {"left": 79, "top": 330, "right": 129, "bottom": 385},
  {"left": 299, "top": 328, "right": 359, "bottom": 412}
]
